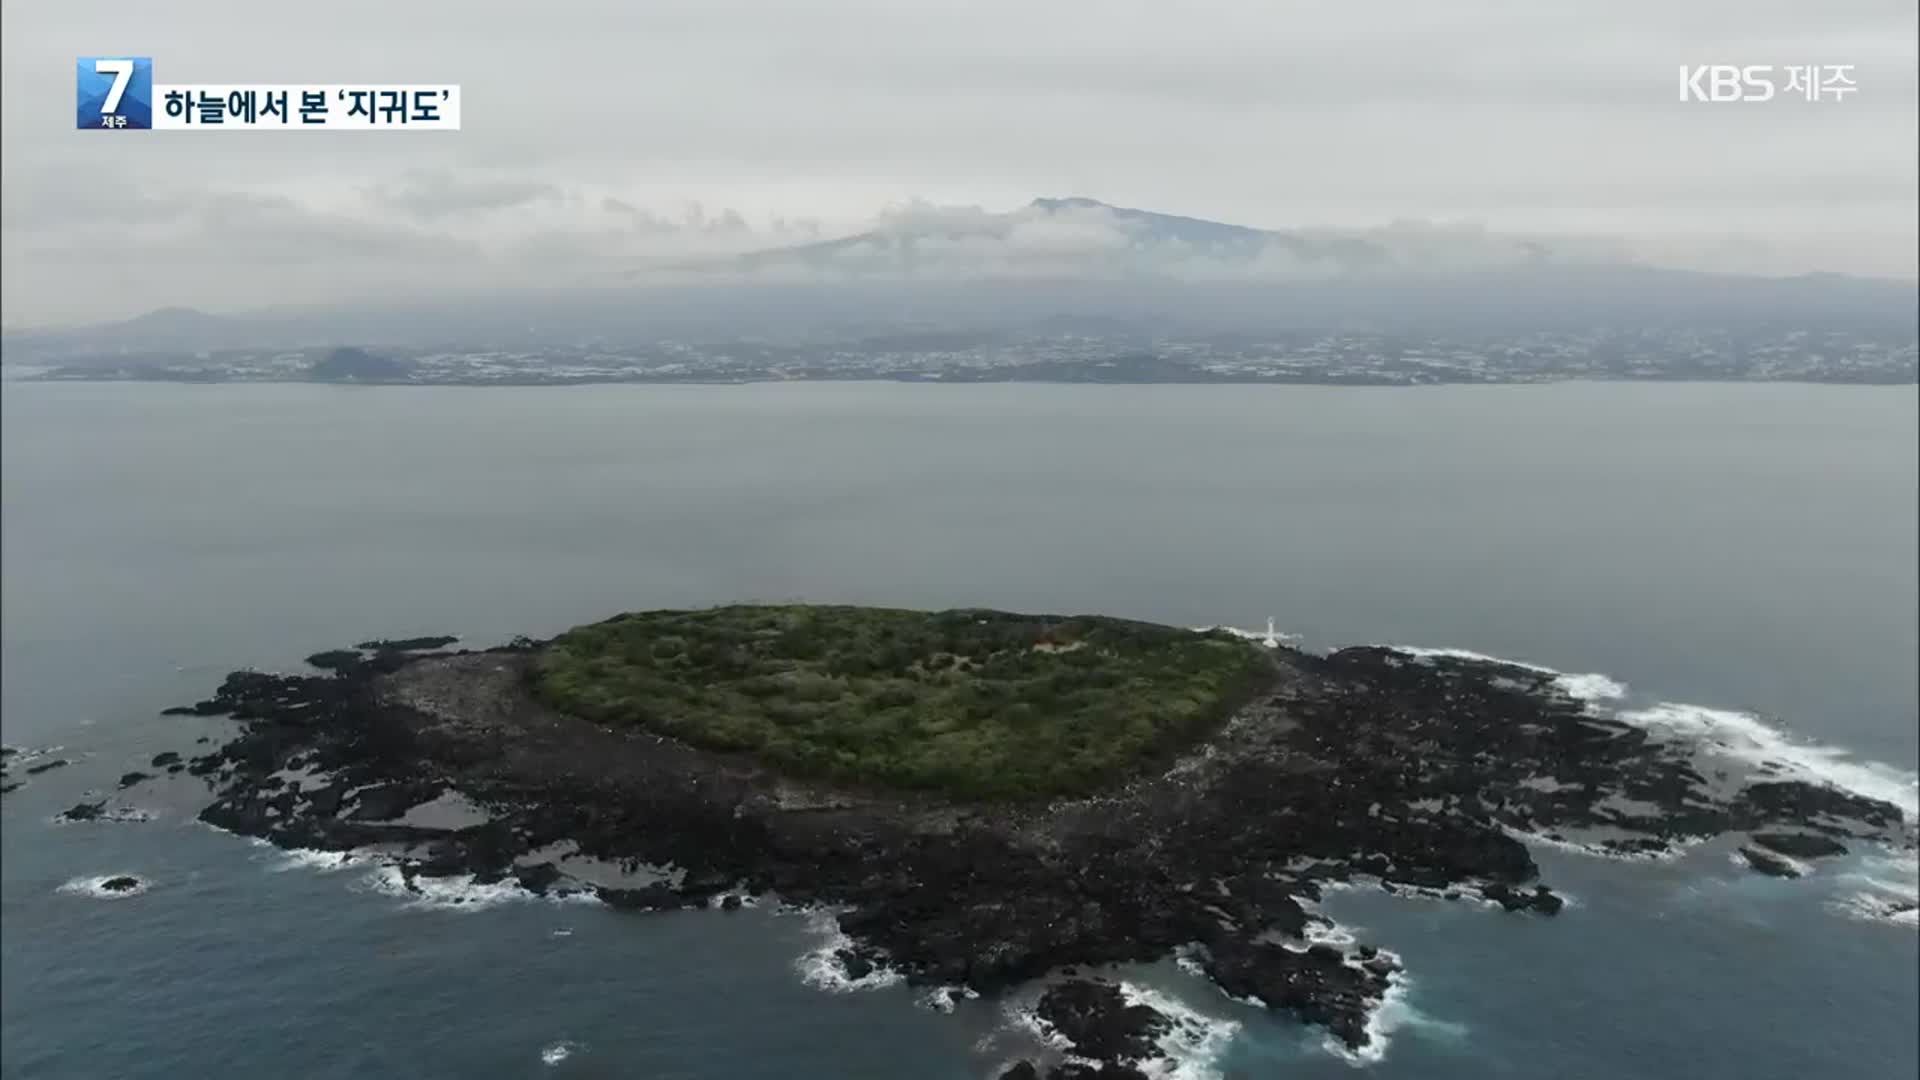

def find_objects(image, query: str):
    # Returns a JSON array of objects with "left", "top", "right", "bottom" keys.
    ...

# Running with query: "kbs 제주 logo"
[{"left": 77, "top": 56, "right": 153, "bottom": 129}]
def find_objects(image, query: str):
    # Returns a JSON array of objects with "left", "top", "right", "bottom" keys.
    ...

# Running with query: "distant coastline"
[{"left": 11, "top": 369, "right": 1915, "bottom": 387}]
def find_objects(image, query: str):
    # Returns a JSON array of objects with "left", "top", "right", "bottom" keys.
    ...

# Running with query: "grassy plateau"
[{"left": 532, "top": 604, "right": 1271, "bottom": 799}]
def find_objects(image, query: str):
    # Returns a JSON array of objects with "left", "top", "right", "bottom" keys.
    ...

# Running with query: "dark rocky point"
[
  {"left": 306, "top": 649, "right": 365, "bottom": 672},
  {"left": 136, "top": 607, "right": 1915, "bottom": 1073},
  {"left": 1738, "top": 846, "right": 1804, "bottom": 879},
  {"left": 99, "top": 875, "right": 143, "bottom": 893},
  {"left": 25, "top": 758, "right": 69, "bottom": 775},
  {"left": 354, "top": 636, "right": 459, "bottom": 652},
  {"left": 1750, "top": 832, "right": 1848, "bottom": 859},
  {"left": 118, "top": 771, "right": 152, "bottom": 789},
  {"left": 151, "top": 751, "right": 182, "bottom": 768},
  {"left": 1034, "top": 980, "right": 1166, "bottom": 1073},
  {"left": 58, "top": 800, "right": 108, "bottom": 822}
]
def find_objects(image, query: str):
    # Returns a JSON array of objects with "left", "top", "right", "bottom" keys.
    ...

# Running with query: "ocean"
[{"left": 2, "top": 381, "right": 1915, "bottom": 1079}]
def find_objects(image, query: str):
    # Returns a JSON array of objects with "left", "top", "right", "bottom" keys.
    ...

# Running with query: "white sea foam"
[
  {"left": 1388, "top": 646, "right": 1626, "bottom": 706},
  {"left": 1390, "top": 646, "right": 1557, "bottom": 672},
  {"left": 919, "top": 985, "right": 981, "bottom": 1013},
  {"left": 58, "top": 874, "right": 150, "bottom": 899},
  {"left": 1302, "top": 917, "right": 1357, "bottom": 949},
  {"left": 1829, "top": 851, "right": 1919, "bottom": 929},
  {"left": 359, "top": 865, "right": 539, "bottom": 911},
  {"left": 1830, "top": 890, "right": 1920, "bottom": 928},
  {"left": 539, "top": 1039, "right": 581, "bottom": 1066},
  {"left": 794, "top": 909, "right": 903, "bottom": 992},
  {"left": 1504, "top": 825, "right": 1697, "bottom": 863},
  {"left": 1116, "top": 982, "right": 1240, "bottom": 1080},
  {"left": 1386, "top": 642, "right": 1916, "bottom": 824},
  {"left": 1617, "top": 703, "right": 1919, "bottom": 821},
  {"left": 1551, "top": 672, "right": 1629, "bottom": 705},
  {"left": 268, "top": 847, "right": 367, "bottom": 873}
]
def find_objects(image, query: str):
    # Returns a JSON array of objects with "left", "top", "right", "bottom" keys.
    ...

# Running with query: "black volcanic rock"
[
  {"left": 1739, "top": 846, "right": 1804, "bottom": 878},
  {"left": 151, "top": 752, "right": 182, "bottom": 768},
  {"left": 1736, "top": 781, "right": 1903, "bottom": 831},
  {"left": 1202, "top": 939, "right": 1392, "bottom": 1051},
  {"left": 834, "top": 946, "right": 876, "bottom": 981},
  {"left": 58, "top": 800, "right": 108, "bottom": 822},
  {"left": 146, "top": 618, "right": 1917, "bottom": 1071},
  {"left": 354, "top": 636, "right": 458, "bottom": 652},
  {"left": 512, "top": 861, "right": 565, "bottom": 895},
  {"left": 1482, "top": 881, "right": 1565, "bottom": 915},
  {"left": 99, "top": 875, "right": 143, "bottom": 893},
  {"left": 1750, "top": 832, "right": 1848, "bottom": 859},
  {"left": 25, "top": 758, "right": 69, "bottom": 775},
  {"left": 118, "top": 771, "right": 152, "bottom": 789},
  {"left": 1035, "top": 981, "right": 1166, "bottom": 1069},
  {"left": 594, "top": 883, "right": 688, "bottom": 911}
]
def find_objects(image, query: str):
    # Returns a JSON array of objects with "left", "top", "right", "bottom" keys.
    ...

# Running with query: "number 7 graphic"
[{"left": 95, "top": 59, "right": 134, "bottom": 113}]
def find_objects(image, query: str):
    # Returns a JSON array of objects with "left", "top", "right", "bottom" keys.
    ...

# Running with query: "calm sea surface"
[{"left": 3, "top": 382, "right": 1915, "bottom": 1079}]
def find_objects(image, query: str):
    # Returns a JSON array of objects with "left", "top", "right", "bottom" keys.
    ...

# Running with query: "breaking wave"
[
  {"left": 1388, "top": 645, "right": 1627, "bottom": 706},
  {"left": 1115, "top": 982, "right": 1240, "bottom": 1080},
  {"left": 1830, "top": 851, "right": 1920, "bottom": 929},
  {"left": 1381, "top": 641, "right": 1916, "bottom": 823},
  {"left": 1615, "top": 702, "right": 1917, "bottom": 822},
  {"left": 794, "top": 909, "right": 904, "bottom": 992}
]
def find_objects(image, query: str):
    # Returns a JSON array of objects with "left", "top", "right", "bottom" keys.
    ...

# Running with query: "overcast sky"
[{"left": 3, "top": 0, "right": 1916, "bottom": 325}]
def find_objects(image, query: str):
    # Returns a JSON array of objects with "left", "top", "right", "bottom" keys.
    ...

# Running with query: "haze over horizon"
[{"left": 3, "top": 0, "right": 1917, "bottom": 326}]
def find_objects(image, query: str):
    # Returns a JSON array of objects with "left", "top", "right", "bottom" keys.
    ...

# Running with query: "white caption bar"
[{"left": 151, "top": 84, "right": 460, "bottom": 130}]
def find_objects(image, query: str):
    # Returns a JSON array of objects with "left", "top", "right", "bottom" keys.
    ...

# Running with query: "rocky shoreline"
[{"left": 110, "top": 630, "right": 1914, "bottom": 1074}]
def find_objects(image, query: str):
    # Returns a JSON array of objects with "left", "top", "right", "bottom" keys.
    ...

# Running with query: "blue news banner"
[
  {"left": 76, "top": 56, "right": 153, "bottom": 129},
  {"left": 77, "top": 56, "right": 460, "bottom": 130}
]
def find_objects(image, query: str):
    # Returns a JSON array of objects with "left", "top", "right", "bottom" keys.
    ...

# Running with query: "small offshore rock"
[
  {"left": 354, "top": 636, "right": 458, "bottom": 652},
  {"left": 1750, "top": 832, "right": 1847, "bottom": 859},
  {"left": 1739, "top": 846, "right": 1803, "bottom": 879},
  {"left": 58, "top": 800, "right": 107, "bottom": 822}
]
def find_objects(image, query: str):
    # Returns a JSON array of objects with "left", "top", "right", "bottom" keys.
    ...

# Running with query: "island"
[{"left": 130, "top": 604, "right": 1910, "bottom": 1077}]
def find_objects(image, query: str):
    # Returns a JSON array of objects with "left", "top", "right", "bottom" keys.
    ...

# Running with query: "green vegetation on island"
[{"left": 532, "top": 604, "right": 1272, "bottom": 798}]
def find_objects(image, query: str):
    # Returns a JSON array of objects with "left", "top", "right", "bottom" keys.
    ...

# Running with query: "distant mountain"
[
  {"left": 1, "top": 305, "right": 254, "bottom": 355},
  {"left": 3, "top": 199, "right": 1914, "bottom": 358},
  {"left": 699, "top": 196, "right": 1544, "bottom": 279}
]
